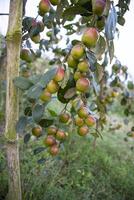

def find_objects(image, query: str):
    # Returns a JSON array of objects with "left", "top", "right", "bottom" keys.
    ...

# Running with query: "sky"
[{"left": 0, "top": 0, "right": 134, "bottom": 79}]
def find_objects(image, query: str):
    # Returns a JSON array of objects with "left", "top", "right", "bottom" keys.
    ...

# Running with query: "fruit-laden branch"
[{"left": 5, "top": 0, "right": 23, "bottom": 199}]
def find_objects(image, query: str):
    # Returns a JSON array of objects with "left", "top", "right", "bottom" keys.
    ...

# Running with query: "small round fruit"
[
  {"left": 59, "top": 112, "right": 70, "bottom": 123},
  {"left": 32, "top": 126, "right": 42, "bottom": 137},
  {"left": 76, "top": 78, "right": 90, "bottom": 92},
  {"left": 78, "top": 125, "right": 89, "bottom": 136},
  {"left": 67, "top": 55, "right": 78, "bottom": 68},
  {"left": 85, "top": 115, "right": 96, "bottom": 127},
  {"left": 20, "top": 49, "right": 32, "bottom": 63},
  {"left": 56, "top": 130, "right": 66, "bottom": 141},
  {"left": 49, "top": 0, "right": 60, "bottom": 6},
  {"left": 92, "top": 0, "right": 106, "bottom": 16},
  {"left": 49, "top": 145, "right": 59, "bottom": 156},
  {"left": 78, "top": 106, "right": 89, "bottom": 118},
  {"left": 54, "top": 67, "right": 65, "bottom": 82},
  {"left": 71, "top": 44, "right": 85, "bottom": 60},
  {"left": 47, "top": 80, "right": 59, "bottom": 94},
  {"left": 31, "top": 34, "right": 40, "bottom": 43},
  {"left": 44, "top": 135, "right": 56, "bottom": 146},
  {"left": 78, "top": 60, "right": 89, "bottom": 72},
  {"left": 37, "top": 21, "right": 45, "bottom": 32},
  {"left": 40, "top": 89, "right": 51, "bottom": 102},
  {"left": 75, "top": 116, "right": 84, "bottom": 127},
  {"left": 47, "top": 126, "right": 57, "bottom": 135},
  {"left": 38, "top": 0, "right": 50, "bottom": 16},
  {"left": 74, "top": 71, "right": 83, "bottom": 81},
  {"left": 82, "top": 28, "right": 99, "bottom": 48}
]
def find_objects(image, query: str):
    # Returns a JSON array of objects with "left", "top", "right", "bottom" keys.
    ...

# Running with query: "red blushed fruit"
[
  {"left": 82, "top": 28, "right": 99, "bottom": 48},
  {"left": 39, "top": 0, "right": 50, "bottom": 16},
  {"left": 75, "top": 116, "right": 84, "bottom": 127},
  {"left": 67, "top": 54, "right": 78, "bottom": 69},
  {"left": 47, "top": 125, "right": 57, "bottom": 136},
  {"left": 78, "top": 60, "right": 89, "bottom": 72},
  {"left": 40, "top": 89, "right": 51, "bottom": 102},
  {"left": 47, "top": 80, "right": 59, "bottom": 94},
  {"left": 71, "top": 44, "right": 85, "bottom": 60},
  {"left": 49, "top": 145, "right": 59, "bottom": 156},
  {"left": 78, "top": 125, "right": 89, "bottom": 136},
  {"left": 32, "top": 126, "right": 42, "bottom": 137},
  {"left": 56, "top": 130, "right": 66, "bottom": 141},
  {"left": 92, "top": 0, "right": 106, "bottom": 16},
  {"left": 44, "top": 135, "right": 56, "bottom": 146},
  {"left": 85, "top": 115, "right": 96, "bottom": 127},
  {"left": 54, "top": 67, "right": 65, "bottom": 82},
  {"left": 78, "top": 106, "right": 89, "bottom": 118},
  {"left": 76, "top": 78, "right": 90, "bottom": 93},
  {"left": 59, "top": 113, "right": 70, "bottom": 123}
]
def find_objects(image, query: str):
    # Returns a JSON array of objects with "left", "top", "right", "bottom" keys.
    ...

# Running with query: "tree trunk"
[{"left": 5, "top": 0, "right": 23, "bottom": 199}]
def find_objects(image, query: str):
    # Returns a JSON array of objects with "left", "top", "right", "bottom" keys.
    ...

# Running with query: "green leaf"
[
  {"left": 93, "top": 36, "right": 106, "bottom": 59},
  {"left": 64, "top": 87, "right": 76, "bottom": 99},
  {"left": 63, "top": 6, "right": 90, "bottom": 19},
  {"left": 47, "top": 108, "right": 58, "bottom": 117},
  {"left": 27, "top": 85, "right": 43, "bottom": 99},
  {"left": 32, "top": 104, "right": 44, "bottom": 122},
  {"left": 33, "top": 147, "right": 46, "bottom": 155},
  {"left": 24, "top": 133, "right": 31, "bottom": 144},
  {"left": 39, "top": 68, "right": 57, "bottom": 87},
  {"left": 14, "top": 77, "right": 33, "bottom": 90},
  {"left": 38, "top": 118, "right": 54, "bottom": 128},
  {"left": 107, "top": 40, "right": 114, "bottom": 63},
  {"left": 16, "top": 116, "right": 27, "bottom": 134}
]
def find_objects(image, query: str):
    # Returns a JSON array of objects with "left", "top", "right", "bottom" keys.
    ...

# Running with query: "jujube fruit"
[
  {"left": 78, "top": 106, "right": 89, "bottom": 118},
  {"left": 82, "top": 28, "right": 99, "bottom": 48},
  {"left": 40, "top": 89, "right": 51, "bottom": 102},
  {"left": 54, "top": 67, "right": 65, "bottom": 82},
  {"left": 47, "top": 125, "right": 57, "bottom": 135},
  {"left": 47, "top": 80, "right": 59, "bottom": 94},
  {"left": 32, "top": 126, "right": 42, "bottom": 137},
  {"left": 92, "top": 0, "right": 106, "bottom": 16},
  {"left": 59, "top": 113, "right": 70, "bottom": 123},
  {"left": 75, "top": 116, "right": 84, "bottom": 127},
  {"left": 76, "top": 77, "right": 90, "bottom": 92},
  {"left": 78, "top": 125, "right": 89, "bottom": 136},
  {"left": 31, "top": 34, "right": 40, "bottom": 43},
  {"left": 49, "top": 144, "right": 59, "bottom": 156},
  {"left": 78, "top": 60, "right": 89, "bottom": 72},
  {"left": 20, "top": 49, "right": 32, "bottom": 63},
  {"left": 67, "top": 55, "right": 78, "bottom": 68},
  {"left": 71, "top": 44, "right": 85, "bottom": 60},
  {"left": 38, "top": 0, "right": 50, "bottom": 16},
  {"left": 44, "top": 135, "right": 56, "bottom": 146},
  {"left": 56, "top": 130, "right": 66, "bottom": 141},
  {"left": 85, "top": 115, "right": 96, "bottom": 126},
  {"left": 74, "top": 71, "right": 84, "bottom": 81}
]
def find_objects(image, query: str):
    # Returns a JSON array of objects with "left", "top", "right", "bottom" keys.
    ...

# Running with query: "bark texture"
[{"left": 5, "top": 0, "right": 23, "bottom": 199}]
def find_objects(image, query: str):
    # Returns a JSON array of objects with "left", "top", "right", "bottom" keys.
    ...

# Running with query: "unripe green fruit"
[
  {"left": 92, "top": 0, "right": 106, "bottom": 16},
  {"left": 47, "top": 126, "right": 57, "bottom": 135},
  {"left": 40, "top": 89, "right": 51, "bottom": 102},
  {"left": 78, "top": 125, "right": 89, "bottom": 136},
  {"left": 82, "top": 28, "right": 99, "bottom": 48},
  {"left": 71, "top": 44, "right": 85, "bottom": 60},
  {"left": 54, "top": 67, "right": 65, "bottom": 82},
  {"left": 39, "top": 0, "right": 50, "bottom": 16},
  {"left": 75, "top": 116, "right": 84, "bottom": 127},
  {"left": 74, "top": 71, "right": 84, "bottom": 81},
  {"left": 85, "top": 115, "right": 96, "bottom": 127},
  {"left": 47, "top": 80, "right": 59, "bottom": 94},
  {"left": 31, "top": 34, "right": 40, "bottom": 43},
  {"left": 50, "top": 0, "right": 60, "bottom": 6},
  {"left": 44, "top": 135, "right": 56, "bottom": 146},
  {"left": 78, "top": 106, "right": 89, "bottom": 118},
  {"left": 78, "top": 60, "right": 89, "bottom": 72},
  {"left": 49, "top": 144, "right": 59, "bottom": 156},
  {"left": 20, "top": 49, "right": 32, "bottom": 63},
  {"left": 76, "top": 78, "right": 90, "bottom": 92},
  {"left": 67, "top": 55, "right": 78, "bottom": 68},
  {"left": 32, "top": 126, "right": 42, "bottom": 137},
  {"left": 56, "top": 130, "right": 66, "bottom": 141},
  {"left": 59, "top": 112, "right": 70, "bottom": 123}
]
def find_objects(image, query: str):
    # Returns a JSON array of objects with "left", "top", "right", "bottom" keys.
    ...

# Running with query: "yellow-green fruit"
[
  {"left": 78, "top": 60, "right": 89, "bottom": 72},
  {"left": 67, "top": 55, "right": 78, "bottom": 68},
  {"left": 20, "top": 49, "right": 32, "bottom": 63},
  {"left": 39, "top": 0, "right": 50, "bottom": 16},
  {"left": 47, "top": 125, "right": 57, "bottom": 135},
  {"left": 32, "top": 126, "right": 42, "bottom": 137},
  {"left": 50, "top": 0, "right": 60, "bottom": 6},
  {"left": 74, "top": 71, "right": 84, "bottom": 81},
  {"left": 40, "top": 89, "right": 51, "bottom": 102},
  {"left": 92, "top": 0, "right": 106, "bottom": 16},
  {"left": 78, "top": 106, "right": 89, "bottom": 118},
  {"left": 76, "top": 77, "right": 90, "bottom": 92},
  {"left": 56, "top": 130, "right": 66, "bottom": 141},
  {"left": 71, "top": 44, "right": 85, "bottom": 60},
  {"left": 31, "top": 34, "right": 40, "bottom": 43},
  {"left": 53, "top": 67, "right": 65, "bottom": 82},
  {"left": 59, "top": 113, "right": 70, "bottom": 123},
  {"left": 85, "top": 115, "right": 96, "bottom": 127},
  {"left": 78, "top": 125, "right": 89, "bottom": 136},
  {"left": 44, "top": 135, "right": 56, "bottom": 146},
  {"left": 75, "top": 116, "right": 84, "bottom": 127},
  {"left": 47, "top": 80, "right": 59, "bottom": 94},
  {"left": 82, "top": 28, "right": 99, "bottom": 48}
]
